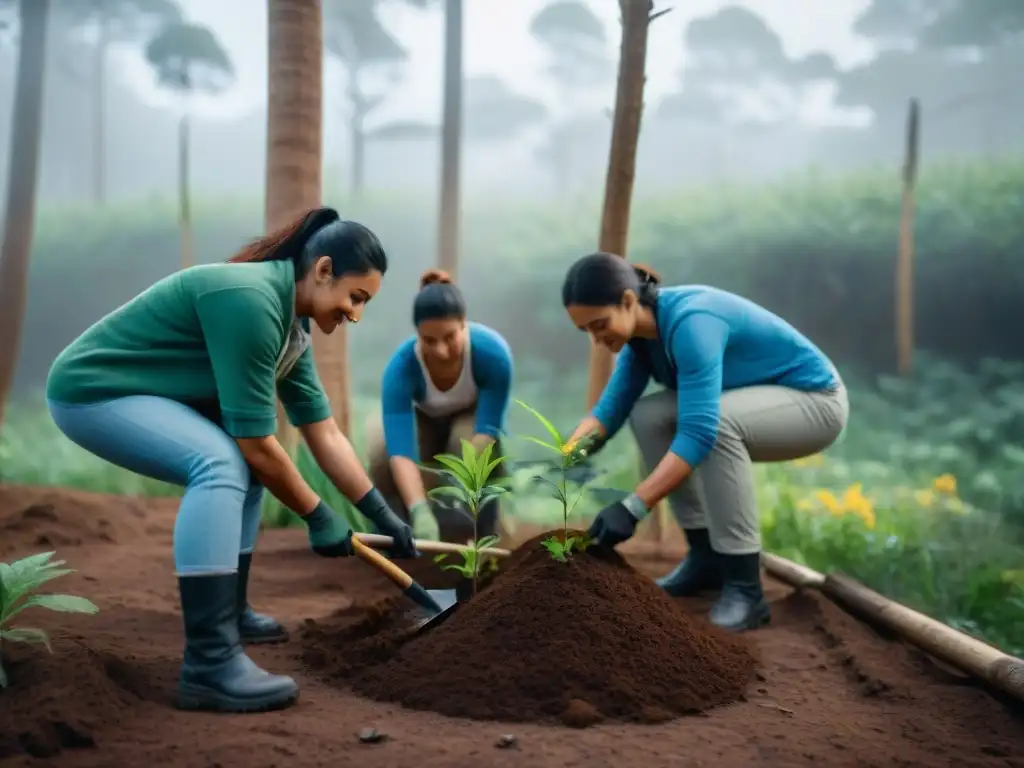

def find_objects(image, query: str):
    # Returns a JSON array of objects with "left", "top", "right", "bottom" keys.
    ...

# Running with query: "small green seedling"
[
  {"left": 424, "top": 439, "right": 510, "bottom": 596},
  {"left": 0, "top": 551, "right": 99, "bottom": 688},
  {"left": 435, "top": 534, "right": 502, "bottom": 584},
  {"left": 516, "top": 400, "right": 603, "bottom": 562}
]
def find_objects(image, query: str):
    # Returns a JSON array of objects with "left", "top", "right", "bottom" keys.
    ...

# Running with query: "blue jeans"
[{"left": 48, "top": 396, "right": 265, "bottom": 575}]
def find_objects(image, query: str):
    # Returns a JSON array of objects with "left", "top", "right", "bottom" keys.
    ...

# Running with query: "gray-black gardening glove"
[
  {"left": 356, "top": 488, "right": 417, "bottom": 559},
  {"left": 588, "top": 493, "right": 649, "bottom": 549},
  {"left": 303, "top": 500, "right": 354, "bottom": 557}
]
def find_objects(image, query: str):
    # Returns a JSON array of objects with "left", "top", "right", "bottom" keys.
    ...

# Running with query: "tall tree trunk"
[
  {"left": 266, "top": 0, "right": 348, "bottom": 442},
  {"left": 586, "top": 0, "right": 652, "bottom": 410},
  {"left": 178, "top": 111, "right": 193, "bottom": 269},
  {"left": 896, "top": 98, "right": 919, "bottom": 377},
  {"left": 0, "top": 0, "right": 50, "bottom": 430},
  {"left": 436, "top": 0, "right": 463, "bottom": 277},
  {"left": 92, "top": 1, "right": 108, "bottom": 205},
  {"left": 349, "top": 63, "right": 365, "bottom": 199}
]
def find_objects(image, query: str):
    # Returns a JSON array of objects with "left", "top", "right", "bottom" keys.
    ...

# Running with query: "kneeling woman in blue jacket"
[
  {"left": 368, "top": 270, "right": 514, "bottom": 541},
  {"left": 564, "top": 253, "right": 848, "bottom": 632}
]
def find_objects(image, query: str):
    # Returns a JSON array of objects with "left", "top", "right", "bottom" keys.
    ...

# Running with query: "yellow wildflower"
[
  {"left": 933, "top": 473, "right": 957, "bottom": 495},
  {"left": 914, "top": 489, "right": 936, "bottom": 508},
  {"left": 840, "top": 483, "right": 876, "bottom": 529},
  {"left": 560, "top": 441, "right": 575, "bottom": 455},
  {"left": 814, "top": 489, "right": 841, "bottom": 516},
  {"left": 856, "top": 506, "right": 877, "bottom": 530}
]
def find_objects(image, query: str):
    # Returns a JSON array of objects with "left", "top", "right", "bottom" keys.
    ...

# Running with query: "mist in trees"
[
  {"left": 144, "top": 19, "right": 234, "bottom": 267},
  {"left": 0, "top": 0, "right": 1018, "bottom": 209}
]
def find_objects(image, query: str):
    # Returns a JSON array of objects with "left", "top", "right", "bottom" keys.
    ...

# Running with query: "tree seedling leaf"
[
  {"left": 1, "top": 627, "right": 52, "bottom": 650},
  {"left": 431, "top": 454, "right": 476, "bottom": 488},
  {"left": 515, "top": 399, "right": 565, "bottom": 447},
  {"left": 519, "top": 435, "right": 563, "bottom": 454}
]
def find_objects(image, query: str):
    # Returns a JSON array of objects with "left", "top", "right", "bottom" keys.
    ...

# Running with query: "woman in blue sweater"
[
  {"left": 563, "top": 253, "right": 848, "bottom": 632},
  {"left": 367, "top": 270, "right": 514, "bottom": 542}
]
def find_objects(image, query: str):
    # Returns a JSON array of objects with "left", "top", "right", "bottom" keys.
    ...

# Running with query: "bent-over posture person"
[
  {"left": 563, "top": 252, "right": 848, "bottom": 632},
  {"left": 368, "top": 270, "right": 514, "bottom": 542},
  {"left": 45, "top": 208, "right": 416, "bottom": 714}
]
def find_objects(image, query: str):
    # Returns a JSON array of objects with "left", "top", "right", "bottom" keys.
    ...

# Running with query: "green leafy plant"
[
  {"left": 435, "top": 534, "right": 502, "bottom": 584},
  {"left": 425, "top": 439, "right": 510, "bottom": 596},
  {"left": 515, "top": 399, "right": 607, "bottom": 562},
  {"left": 0, "top": 551, "right": 99, "bottom": 688}
]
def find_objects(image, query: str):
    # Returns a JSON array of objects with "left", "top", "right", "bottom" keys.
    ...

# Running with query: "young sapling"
[
  {"left": 515, "top": 400, "right": 605, "bottom": 562},
  {"left": 0, "top": 551, "right": 99, "bottom": 688},
  {"left": 424, "top": 439, "right": 509, "bottom": 596}
]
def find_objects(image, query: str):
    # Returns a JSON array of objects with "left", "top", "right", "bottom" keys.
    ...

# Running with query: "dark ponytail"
[
  {"left": 413, "top": 269, "right": 467, "bottom": 325},
  {"left": 228, "top": 207, "right": 387, "bottom": 280},
  {"left": 561, "top": 251, "right": 661, "bottom": 308}
]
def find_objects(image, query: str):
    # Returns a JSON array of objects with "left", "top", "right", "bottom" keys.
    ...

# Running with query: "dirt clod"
[
  {"left": 561, "top": 698, "right": 603, "bottom": 728},
  {"left": 358, "top": 727, "right": 387, "bottom": 744},
  {"left": 495, "top": 734, "right": 518, "bottom": 749}
]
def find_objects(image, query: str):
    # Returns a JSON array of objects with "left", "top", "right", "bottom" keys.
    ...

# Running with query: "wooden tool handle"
[
  {"left": 351, "top": 537, "right": 413, "bottom": 588},
  {"left": 355, "top": 533, "right": 512, "bottom": 559}
]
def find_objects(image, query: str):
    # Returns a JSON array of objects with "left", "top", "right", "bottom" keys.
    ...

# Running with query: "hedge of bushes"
[{"left": 15, "top": 158, "right": 1024, "bottom": 396}]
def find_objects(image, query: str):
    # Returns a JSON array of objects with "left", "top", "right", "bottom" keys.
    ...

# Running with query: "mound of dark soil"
[
  {"left": 302, "top": 531, "right": 758, "bottom": 726},
  {"left": 0, "top": 634, "right": 139, "bottom": 760},
  {"left": 0, "top": 487, "right": 148, "bottom": 555}
]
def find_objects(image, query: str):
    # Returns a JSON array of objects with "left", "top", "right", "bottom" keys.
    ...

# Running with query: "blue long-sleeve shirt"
[
  {"left": 381, "top": 323, "right": 513, "bottom": 460},
  {"left": 591, "top": 285, "right": 838, "bottom": 468}
]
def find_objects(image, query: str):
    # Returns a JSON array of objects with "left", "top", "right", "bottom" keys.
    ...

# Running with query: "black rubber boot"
[
  {"left": 708, "top": 552, "right": 771, "bottom": 632},
  {"left": 176, "top": 573, "right": 299, "bottom": 713},
  {"left": 236, "top": 553, "right": 288, "bottom": 645},
  {"left": 655, "top": 528, "right": 725, "bottom": 597}
]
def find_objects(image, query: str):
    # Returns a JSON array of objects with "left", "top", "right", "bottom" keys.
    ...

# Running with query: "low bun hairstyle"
[
  {"left": 413, "top": 268, "right": 467, "bottom": 325},
  {"left": 561, "top": 252, "right": 661, "bottom": 308},
  {"left": 228, "top": 207, "right": 388, "bottom": 281}
]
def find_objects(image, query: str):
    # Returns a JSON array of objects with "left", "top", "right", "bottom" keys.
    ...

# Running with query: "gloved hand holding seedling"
[
  {"left": 0, "top": 551, "right": 99, "bottom": 688},
  {"left": 423, "top": 439, "right": 510, "bottom": 597},
  {"left": 516, "top": 399, "right": 606, "bottom": 562}
]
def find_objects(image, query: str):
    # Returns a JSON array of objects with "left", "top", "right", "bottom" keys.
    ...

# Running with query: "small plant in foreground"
[
  {"left": 425, "top": 439, "right": 509, "bottom": 596},
  {"left": 436, "top": 534, "right": 502, "bottom": 588},
  {"left": 516, "top": 399, "right": 605, "bottom": 562},
  {"left": 0, "top": 551, "right": 99, "bottom": 688}
]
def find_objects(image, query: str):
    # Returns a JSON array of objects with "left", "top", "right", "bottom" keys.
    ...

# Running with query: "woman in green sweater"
[{"left": 45, "top": 207, "right": 416, "bottom": 714}]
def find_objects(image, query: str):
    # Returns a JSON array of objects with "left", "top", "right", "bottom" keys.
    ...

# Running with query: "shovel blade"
[
  {"left": 428, "top": 588, "right": 458, "bottom": 612},
  {"left": 411, "top": 600, "right": 459, "bottom": 635},
  {"left": 405, "top": 588, "right": 459, "bottom": 635}
]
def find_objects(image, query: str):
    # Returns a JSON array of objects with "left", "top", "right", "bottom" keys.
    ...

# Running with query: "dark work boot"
[
  {"left": 709, "top": 552, "right": 771, "bottom": 632},
  {"left": 655, "top": 528, "right": 725, "bottom": 597},
  {"left": 236, "top": 553, "right": 288, "bottom": 645},
  {"left": 176, "top": 573, "right": 299, "bottom": 713}
]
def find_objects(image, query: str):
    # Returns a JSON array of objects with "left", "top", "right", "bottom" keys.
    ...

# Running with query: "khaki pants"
[
  {"left": 366, "top": 408, "right": 507, "bottom": 543},
  {"left": 629, "top": 383, "right": 849, "bottom": 555}
]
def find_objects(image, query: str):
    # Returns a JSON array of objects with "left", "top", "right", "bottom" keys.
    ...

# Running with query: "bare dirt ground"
[{"left": 1, "top": 485, "right": 1022, "bottom": 768}]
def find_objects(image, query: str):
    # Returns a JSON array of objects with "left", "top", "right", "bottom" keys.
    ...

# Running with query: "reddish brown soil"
[
  {"left": 1, "top": 486, "right": 1022, "bottom": 768},
  {"left": 304, "top": 532, "right": 758, "bottom": 725}
]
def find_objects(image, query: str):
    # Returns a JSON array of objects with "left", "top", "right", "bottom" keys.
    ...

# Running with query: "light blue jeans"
[{"left": 48, "top": 396, "right": 264, "bottom": 575}]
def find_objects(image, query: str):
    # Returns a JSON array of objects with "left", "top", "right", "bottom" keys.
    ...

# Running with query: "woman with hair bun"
[
  {"left": 368, "top": 269, "right": 514, "bottom": 543},
  {"left": 561, "top": 252, "right": 848, "bottom": 633}
]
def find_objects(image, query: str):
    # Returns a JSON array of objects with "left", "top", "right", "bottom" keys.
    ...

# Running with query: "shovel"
[{"left": 353, "top": 533, "right": 511, "bottom": 634}]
